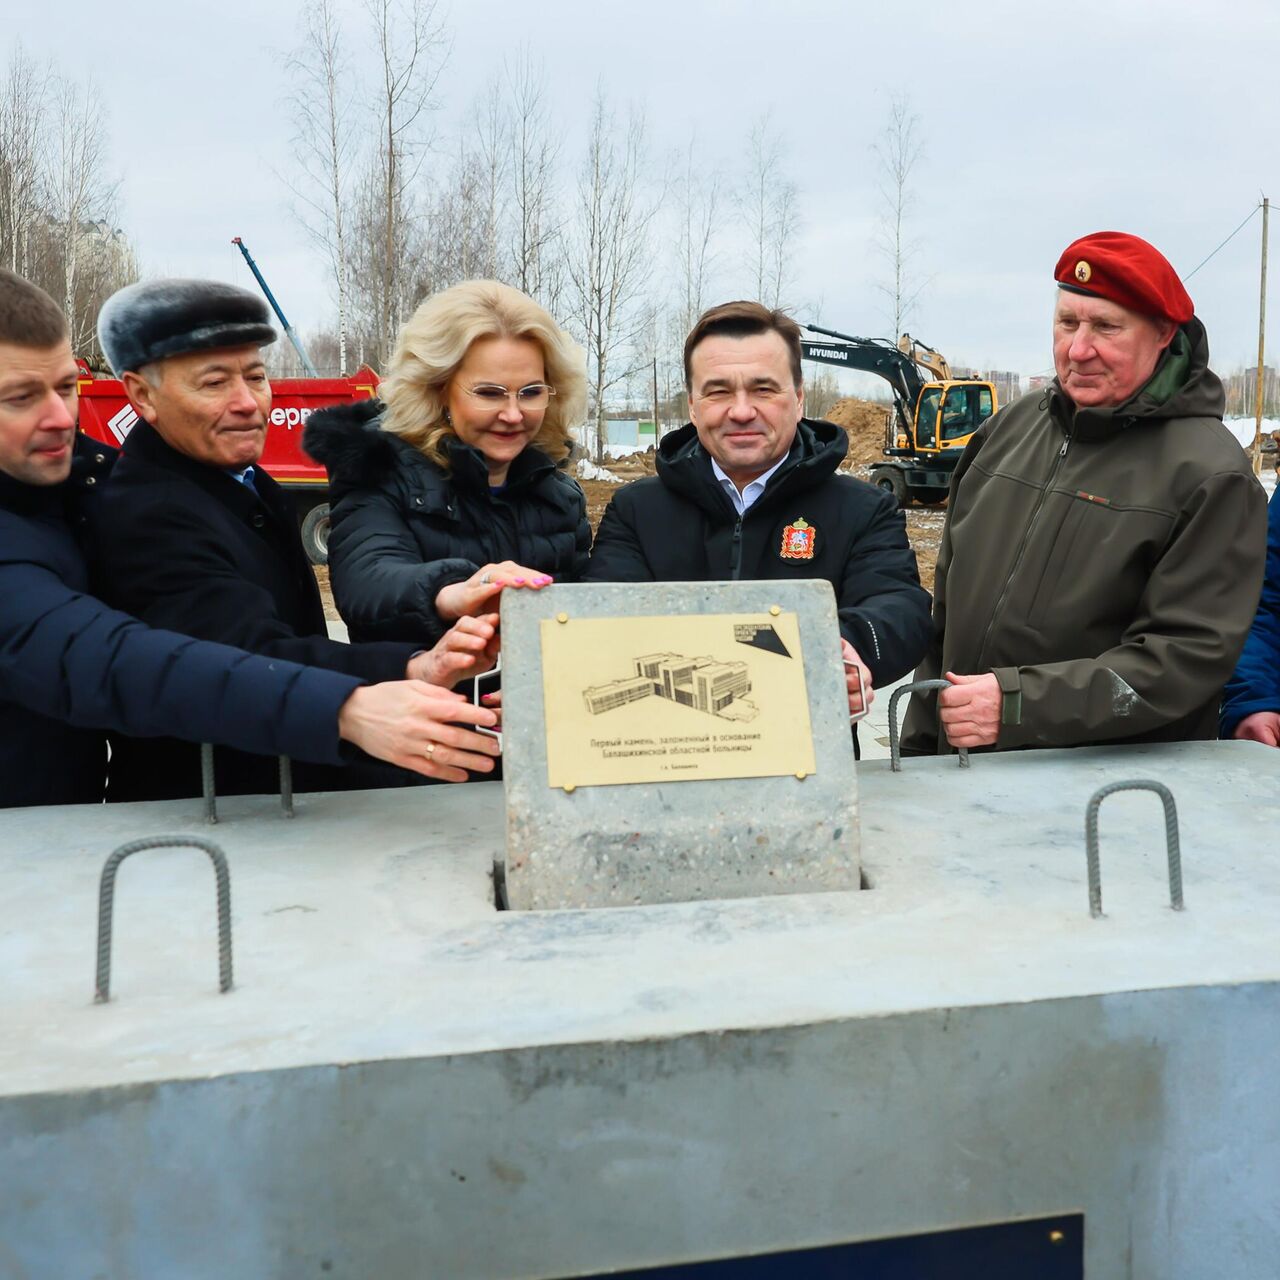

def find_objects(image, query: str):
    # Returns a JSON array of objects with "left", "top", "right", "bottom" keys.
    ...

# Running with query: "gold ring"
[{"left": 425, "top": 743, "right": 436, "bottom": 757}]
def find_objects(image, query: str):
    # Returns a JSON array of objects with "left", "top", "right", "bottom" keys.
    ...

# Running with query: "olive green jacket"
[{"left": 902, "top": 317, "right": 1267, "bottom": 753}]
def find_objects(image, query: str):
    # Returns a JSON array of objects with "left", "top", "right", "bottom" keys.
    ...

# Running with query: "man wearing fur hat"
[
  {"left": 90, "top": 279, "right": 500, "bottom": 800},
  {"left": 902, "top": 231, "right": 1268, "bottom": 754}
]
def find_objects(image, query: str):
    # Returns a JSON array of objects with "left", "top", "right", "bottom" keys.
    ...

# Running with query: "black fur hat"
[{"left": 97, "top": 278, "right": 277, "bottom": 374}]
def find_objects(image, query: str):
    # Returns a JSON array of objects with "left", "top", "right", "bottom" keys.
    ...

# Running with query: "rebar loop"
[
  {"left": 888, "top": 680, "right": 971, "bottom": 772},
  {"left": 1084, "top": 779, "right": 1184, "bottom": 919},
  {"left": 200, "top": 742, "right": 217, "bottom": 824},
  {"left": 279, "top": 756, "right": 294, "bottom": 818},
  {"left": 94, "top": 836, "right": 233, "bottom": 1003}
]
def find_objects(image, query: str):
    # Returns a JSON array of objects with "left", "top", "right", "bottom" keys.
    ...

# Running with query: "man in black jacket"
[
  {"left": 89, "top": 279, "right": 499, "bottom": 800},
  {"left": 586, "top": 301, "right": 932, "bottom": 721},
  {"left": 0, "top": 269, "right": 498, "bottom": 807}
]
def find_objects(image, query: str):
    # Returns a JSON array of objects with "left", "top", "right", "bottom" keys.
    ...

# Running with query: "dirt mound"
[
  {"left": 606, "top": 446, "right": 658, "bottom": 480},
  {"left": 826, "top": 397, "right": 891, "bottom": 468}
]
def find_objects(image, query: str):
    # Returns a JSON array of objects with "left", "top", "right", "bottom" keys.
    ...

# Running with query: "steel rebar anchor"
[
  {"left": 887, "top": 679, "right": 971, "bottom": 772},
  {"left": 1084, "top": 779, "right": 1185, "bottom": 919},
  {"left": 94, "top": 835, "right": 234, "bottom": 1003}
]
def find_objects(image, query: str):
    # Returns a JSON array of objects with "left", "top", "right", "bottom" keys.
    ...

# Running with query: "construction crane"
[{"left": 231, "top": 236, "right": 319, "bottom": 378}]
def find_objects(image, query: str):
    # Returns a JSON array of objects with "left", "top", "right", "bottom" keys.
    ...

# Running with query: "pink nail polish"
[{"left": 513, "top": 578, "right": 525, "bottom": 585}]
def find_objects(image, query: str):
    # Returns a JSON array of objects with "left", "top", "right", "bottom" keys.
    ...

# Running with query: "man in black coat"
[
  {"left": 89, "top": 279, "right": 500, "bottom": 800},
  {"left": 586, "top": 301, "right": 932, "bottom": 726},
  {"left": 0, "top": 270, "right": 498, "bottom": 808}
]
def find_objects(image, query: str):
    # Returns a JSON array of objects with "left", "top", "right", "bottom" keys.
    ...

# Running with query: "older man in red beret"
[{"left": 902, "top": 231, "right": 1268, "bottom": 754}]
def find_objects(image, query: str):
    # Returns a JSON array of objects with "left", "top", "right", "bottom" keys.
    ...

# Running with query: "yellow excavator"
[{"left": 801, "top": 324, "right": 999, "bottom": 507}]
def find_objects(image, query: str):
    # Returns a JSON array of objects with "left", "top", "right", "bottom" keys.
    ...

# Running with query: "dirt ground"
[{"left": 314, "top": 565, "right": 340, "bottom": 622}]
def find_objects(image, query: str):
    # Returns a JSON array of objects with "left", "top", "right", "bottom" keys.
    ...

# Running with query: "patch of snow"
[
  {"left": 576, "top": 459, "right": 622, "bottom": 482},
  {"left": 1223, "top": 417, "right": 1280, "bottom": 448}
]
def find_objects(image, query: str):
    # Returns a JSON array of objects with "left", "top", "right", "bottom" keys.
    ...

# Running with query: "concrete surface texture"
[
  {"left": 501, "top": 580, "right": 859, "bottom": 909},
  {"left": 2, "top": 740, "right": 1279, "bottom": 1277}
]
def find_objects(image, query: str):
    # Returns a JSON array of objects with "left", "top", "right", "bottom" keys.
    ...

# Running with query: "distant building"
[
  {"left": 1224, "top": 365, "right": 1280, "bottom": 418},
  {"left": 983, "top": 370, "right": 1022, "bottom": 405},
  {"left": 602, "top": 417, "right": 657, "bottom": 448}
]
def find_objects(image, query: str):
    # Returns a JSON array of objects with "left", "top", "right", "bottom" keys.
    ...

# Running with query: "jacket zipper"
[
  {"left": 864, "top": 619, "right": 882, "bottom": 663},
  {"left": 729, "top": 515, "right": 744, "bottom": 580},
  {"left": 974, "top": 423, "right": 1074, "bottom": 670}
]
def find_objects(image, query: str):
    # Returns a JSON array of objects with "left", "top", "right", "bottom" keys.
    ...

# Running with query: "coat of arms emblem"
[{"left": 779, "top": 518, "right": 816, "bottom": 560}]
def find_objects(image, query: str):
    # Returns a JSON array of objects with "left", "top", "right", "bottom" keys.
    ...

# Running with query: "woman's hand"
[
  {"left": 480, "top": 687, "right": 502, "bottom": 735},
  {"left": 405, "top": 614, "right": 500, "bottom": 689},
  {"left": 435, "top": 562, "right": 554, "bottom": 620}
]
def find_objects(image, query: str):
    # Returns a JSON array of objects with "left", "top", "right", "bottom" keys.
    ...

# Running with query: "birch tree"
[
  {"left": 0, "top": 46, "right": 48, "bottom": 276},
  {"left": 287, "top": 0, "right": 357, "bottom": 373},
  {"left": 506, "top": 55, "right": 561, "bottom": 309},
  {"left": 674, "top": 134, "right": 720, "bottom": 334},
  {"left": 873, "top": 93, "right": 925, "bottom": 338},
  {"left": 362, "top": 0, "right": 448, "bottom": 366},
  {"left": 568, "top": 92, "right": 656, "bottom": 461},
  {"left": 469, "top": 79, "right": 505, "bottom": 280},
  {"left": 738, "top": 117, "right": 798, "bottom": 308},
  {"left": 47, "top": 77, "right": 115, "bottom": 351}
]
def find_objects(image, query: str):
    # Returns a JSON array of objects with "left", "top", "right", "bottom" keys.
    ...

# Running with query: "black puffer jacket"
[
  {"left": 585, "top": 419, "right": 932, "bottom": 689},
  {"left": 305, "top": 400, "right": 591, "bottom": 644}
]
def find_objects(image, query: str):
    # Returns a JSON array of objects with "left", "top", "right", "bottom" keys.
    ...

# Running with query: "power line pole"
[{"left": 1252, "top": 196, "right": 1269, "bottom": 477}]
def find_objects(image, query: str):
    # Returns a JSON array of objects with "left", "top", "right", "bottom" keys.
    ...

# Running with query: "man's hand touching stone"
[
  {"left": 939, "top": 671, "right": 1002, "bottom": 748},
  {"left": 405, "top": 614, "right": 500, "bottom": 688},
  {"left": 1233, "top": 710, "right": 1280, "bottom": 747},
  {"left": 337, "top": 681, "right": 500, "bottom": 782},
  {"left": 841, "top": 638, "right": 874, "bottom": 719}
]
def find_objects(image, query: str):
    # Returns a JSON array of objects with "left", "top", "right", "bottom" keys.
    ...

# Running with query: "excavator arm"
[{"left": 800, "top": 324, "right": 926, "bottom": 437}]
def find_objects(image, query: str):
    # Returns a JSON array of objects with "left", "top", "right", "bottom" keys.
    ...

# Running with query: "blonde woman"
[{"left": 305, "top": 281, "right": 589, "bottom": 645}]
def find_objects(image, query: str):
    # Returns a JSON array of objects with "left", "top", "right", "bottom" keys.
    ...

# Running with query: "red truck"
[{"left": 75, "top": 364, "right": 379, "bottom": 564}]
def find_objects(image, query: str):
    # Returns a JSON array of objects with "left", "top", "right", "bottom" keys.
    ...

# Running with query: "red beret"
[{"left": 1054, "top": 231, "right": 1193, "bottom": 325}]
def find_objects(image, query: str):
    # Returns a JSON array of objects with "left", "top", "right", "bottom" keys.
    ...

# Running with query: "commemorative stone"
[{"left": 500, "top": 580, "right": 860, "bottom": 910}]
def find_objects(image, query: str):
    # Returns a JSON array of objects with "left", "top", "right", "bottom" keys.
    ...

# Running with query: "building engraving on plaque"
[
  {"left": 540, "top": 611, "right": 815, "bottom": 789},
  {"left": 584, "top": 652, "right": 757, "bottom": 723}
]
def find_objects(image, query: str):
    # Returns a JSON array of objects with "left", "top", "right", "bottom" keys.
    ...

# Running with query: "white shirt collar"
[{"left": 710, "top": 454, "right": 787, "bottom": 516}]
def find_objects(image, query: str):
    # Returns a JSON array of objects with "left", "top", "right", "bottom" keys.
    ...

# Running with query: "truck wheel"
[
  {"left": 872, "top": 469, "right": 909, "bottom": 509},
  {"left": 914, "top": 486, "right": 949, "bottom": 507},
  {"left": 300, "top": 503, "right": 331, "bottom": 566}
]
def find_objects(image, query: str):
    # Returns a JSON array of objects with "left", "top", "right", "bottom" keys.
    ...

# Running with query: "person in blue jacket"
[
  {"left": 0, "top": 269, "right": 499, "bottom": 807},
  {"left": 1222, "top": 485, "right": 1280, "bottom": 746}
]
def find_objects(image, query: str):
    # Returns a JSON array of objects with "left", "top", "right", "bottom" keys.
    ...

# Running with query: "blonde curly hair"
[{"left": 379, "top": 280, "right": 586, "bottom": 469}]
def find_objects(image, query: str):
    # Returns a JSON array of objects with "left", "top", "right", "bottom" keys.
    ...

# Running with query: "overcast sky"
[{"left": 24, "top": 0, "right": 1280, "bottom": 391}]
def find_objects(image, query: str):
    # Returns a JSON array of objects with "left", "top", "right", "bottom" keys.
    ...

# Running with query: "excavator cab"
[{"left": 912, "top": 380, "right": 995, "bottom": 453}]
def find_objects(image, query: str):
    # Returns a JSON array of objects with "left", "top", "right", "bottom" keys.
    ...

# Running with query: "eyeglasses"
[{"left": 463, "top": 383, "right": 556, "bottom": 410}]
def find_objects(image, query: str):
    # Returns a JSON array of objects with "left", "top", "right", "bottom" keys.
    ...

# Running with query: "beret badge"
[{"left": 1074, "top": 260, "right": 1092, "bottom": 284}]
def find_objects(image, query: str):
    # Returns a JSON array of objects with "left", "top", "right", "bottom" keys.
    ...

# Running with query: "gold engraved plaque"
[{"left": 540, "top": 611, "right": 816, "bottom": 789}]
